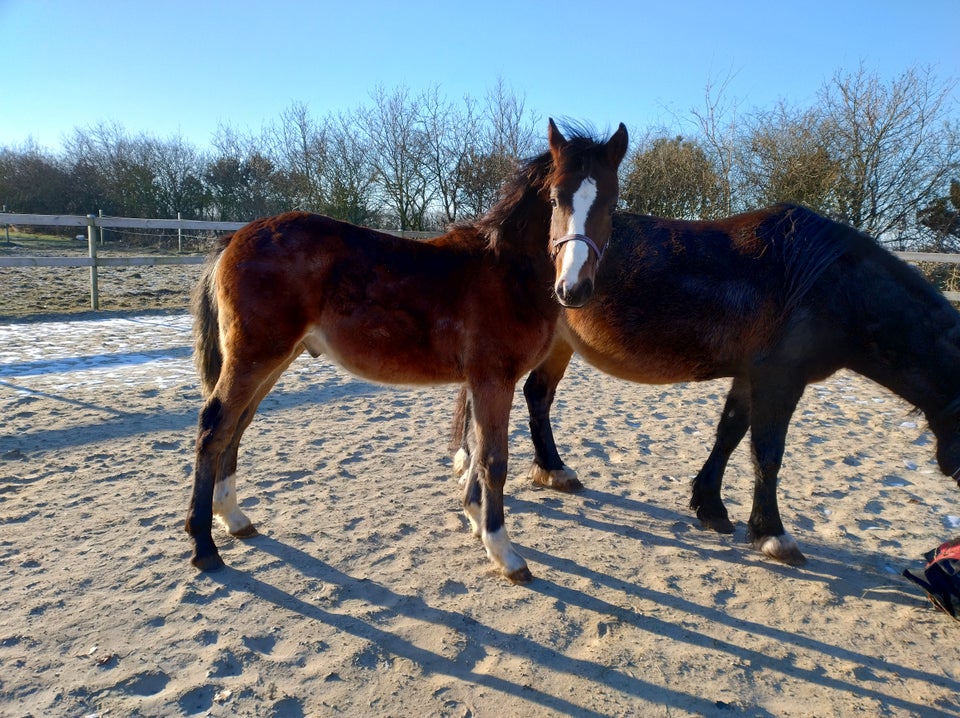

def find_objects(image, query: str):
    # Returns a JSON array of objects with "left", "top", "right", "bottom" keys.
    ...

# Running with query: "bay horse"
[
  {"left": 453, "top": 204, "right": 960, "bottom": 566},
  {"left": 185, "top": 119, "right": 628, "bottom": 582}
]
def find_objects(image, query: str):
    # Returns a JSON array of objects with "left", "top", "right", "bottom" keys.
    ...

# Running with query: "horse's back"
[
  {"left": 565, "top": 208, "right": 802, "bottom": 380},
  {"left": 208, "top": 211, "right": 558, "bottom": 386},
  {"left": 567, "top": 203, "right": 957, "bottom": 384}
]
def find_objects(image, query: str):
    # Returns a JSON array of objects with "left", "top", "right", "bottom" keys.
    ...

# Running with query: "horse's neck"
[
  {"left": 496, "top": 195, "right": 552, "bottom": 259},
  {"left": 856, "top": 305, "right": 960, "bottom": 420}
]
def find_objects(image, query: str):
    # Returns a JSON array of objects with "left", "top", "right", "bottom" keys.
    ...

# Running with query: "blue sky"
[{"left": 2, "top": 0, "right": 958, "bottom": 153}]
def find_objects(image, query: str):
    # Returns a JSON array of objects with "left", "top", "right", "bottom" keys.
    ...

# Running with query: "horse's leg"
[
  {"left": 460, "top": 440, "right": 483, "bottom": 538},
  {"left": 451, "top": 386, "right": 474, "bottom": 480},
  {"left": 747, "top": 373, "right": 807, "bottom": 565},
  {"left": 523, "top": 339, "right": 582, "bottom": 491},
  {"left": 186, "top": 383, "right": 254, "bottom": 570},
  {"left": 186, "top": 354, "right": 288, "bottom": 570},
  {"left": 690, "top": 376, "right": 751, "bottom": 533},
  {"left": 464, "top": 379, "right": 531, "bottom": 583},
  {"left": 213, "top": 351, "right": 300, "bottom": 537}
]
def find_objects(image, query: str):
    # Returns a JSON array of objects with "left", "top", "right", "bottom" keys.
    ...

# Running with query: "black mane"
[{"left": 470, "top": 126, "right": 614, "bottom": 251}]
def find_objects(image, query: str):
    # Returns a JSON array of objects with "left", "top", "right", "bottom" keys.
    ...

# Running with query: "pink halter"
[{"left": 550, "top": 233, "right": 604, "bottom": 261}]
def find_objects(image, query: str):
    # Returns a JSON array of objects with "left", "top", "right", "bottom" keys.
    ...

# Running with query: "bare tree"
[
  {"left": 150, "top": 133, "right": 208, "bottom": 219},
  {"left": 484, "top": 78, "right": 539, "bottom": 159},
  {"left": 0, "top": 139, "right": 72, "bottom": 215},
  {"left": 63, "top": 122, "right": 160, "bottom": 217},
  {"left": 458, "top": 149, "right": 513, "bottom": 220},
  {"left": 454, "top": 80, "right": 540, "bottom": 220},
  {"left": 274, "top": 101, "right": 327, "bottom": 211},
  {"left": 690, "top": 73, "right": 740, "bottom": 216},
  {"left": 361, "top": 85, "right": 433, "bottom": 230},
  {"left": 207, "top": 124, "right": 288, "bottom": 221},
  {"left": 419, "top": 87, "right": 483, "bottom": 225},
  {"left": 738, "top": 102, "right": 842, "bottom": 213},
  {"left": 819, "top": 64, "right": 960, "bottom": 246},
  {"left": 321, "top": 111, "right": 377, "bottom": 226},
  {"left": 919, "top": 179, "right": 960, "bottom": 251},
  {"left": 621, "top": 132, "right": 722, "bottom": 219}
]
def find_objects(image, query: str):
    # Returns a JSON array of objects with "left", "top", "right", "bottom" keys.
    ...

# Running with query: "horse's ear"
[
  {"left": 605, "top": 123, "right": 629, "bottom": 167},
  {"left": 548, "top": 118, "right": 567, "bottom": 155}
]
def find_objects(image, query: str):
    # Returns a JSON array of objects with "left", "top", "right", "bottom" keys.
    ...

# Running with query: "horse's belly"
[
  {"left": 302, "top": 324, "right": 462, "bottom": 385},
  {"left": 577, "top": 341, "right": 715, "bottom": 383},
  {"left": 560, "top": 317, "right": 731, "bottom": 383}
]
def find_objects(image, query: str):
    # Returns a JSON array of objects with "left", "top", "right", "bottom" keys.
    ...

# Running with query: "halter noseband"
[{"left": 550, "top": 233, "right": 604, "bottom": 262}]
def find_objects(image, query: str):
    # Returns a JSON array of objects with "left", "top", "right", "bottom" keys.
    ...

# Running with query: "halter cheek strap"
[{"left": 551, "top": 233, "right": 604, "bottom": 262}]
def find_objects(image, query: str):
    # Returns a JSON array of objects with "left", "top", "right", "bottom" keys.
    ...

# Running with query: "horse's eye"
[{"left": 550, "top": 198, "right": 558, "bottom": 208}]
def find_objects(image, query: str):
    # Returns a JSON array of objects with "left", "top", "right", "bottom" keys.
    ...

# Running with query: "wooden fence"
[
  {"left": 0, "top": 213, "right": 438, "bottom": 310},
  {"left": 2, "top": 212, "right": 959, "bottom": 309}
]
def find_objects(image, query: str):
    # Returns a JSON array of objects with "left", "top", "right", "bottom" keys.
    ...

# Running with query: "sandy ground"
[{"left": 1, "top": 301, "right": 959, "bottom": 717}]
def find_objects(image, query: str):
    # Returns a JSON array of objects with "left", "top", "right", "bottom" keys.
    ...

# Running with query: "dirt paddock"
[{"left": 1, "top": 255, "right": 959, "bottom": 716}]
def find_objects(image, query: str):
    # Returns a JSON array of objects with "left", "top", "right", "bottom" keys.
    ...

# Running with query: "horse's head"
[
  {"left": 929, "top": 398, "right": 960, "bottom": 484},
  {"left": 546, "top": 118, "right": 628, "bottom": 308}
]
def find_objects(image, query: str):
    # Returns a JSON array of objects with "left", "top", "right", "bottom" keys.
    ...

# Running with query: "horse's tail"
[
  {"left": 448, "top": 385, "right": 473, "bottom": 476},
  {"left": 191, "top": 238, "right": 229, "bottom": 398},
  {"left": 449, "top": 385, "right": 470, "bottom": 454}
]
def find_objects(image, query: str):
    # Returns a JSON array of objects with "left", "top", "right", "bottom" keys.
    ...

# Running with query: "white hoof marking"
[
  {"left": 463, "top": 502, "right": 482, "bottom": 537},
  {"left": 213, "top": 474, "right": 252, "bottom": 534},
  {"left": 453, "top": 448, "right": 470, "bottom": 483},
  {"left": 759, "top": 532, "right": 797, "bottom": 558},
  {"left": 482, "top": 526, "right": 527, "bottom": 576}
]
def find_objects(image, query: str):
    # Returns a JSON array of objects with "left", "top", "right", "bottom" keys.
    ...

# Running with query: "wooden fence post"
[{"left": 87, "top": 214, "right": 99, "bottom": 310}]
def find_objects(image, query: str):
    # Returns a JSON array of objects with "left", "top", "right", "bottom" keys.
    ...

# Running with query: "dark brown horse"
[
  {"left": 185, "top": 119, "right": 628, "bottom": 582},
  {"left": 453, "top": 204, "right": 960, "bottom": 565}
]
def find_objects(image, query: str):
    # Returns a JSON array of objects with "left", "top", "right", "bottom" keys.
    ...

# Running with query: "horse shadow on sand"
[{"left": 198, "top": 491, "right": 953, "bottom": 717}]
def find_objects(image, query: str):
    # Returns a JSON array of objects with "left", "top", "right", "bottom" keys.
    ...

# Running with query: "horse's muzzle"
[{"left": 555, "top": 278, "right": 594, "bottom": 308}]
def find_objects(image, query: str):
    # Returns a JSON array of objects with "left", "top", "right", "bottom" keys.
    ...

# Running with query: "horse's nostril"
[{"left": 555, "top": 279, "right": 593, "bottom": 307}]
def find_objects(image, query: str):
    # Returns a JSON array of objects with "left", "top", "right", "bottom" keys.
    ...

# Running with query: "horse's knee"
[
  {"left": 523, "top": 370, "right": 551, "bottom": 404},
  {"left": 754, "top": 457, "right": 783, "bottom": 482},
  {"left": 196, "top": 397, "right": 229, "bottom": 453}
]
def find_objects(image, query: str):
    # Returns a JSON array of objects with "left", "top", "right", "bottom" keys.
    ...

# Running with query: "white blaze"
[{"left": 558, "top": 177, "right": 598, "bottom": 286}]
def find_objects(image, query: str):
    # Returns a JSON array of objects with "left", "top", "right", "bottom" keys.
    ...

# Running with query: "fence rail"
[
  {"left": 2, "top": 212, "right": 959, "bottom": 308},
  {"left": 0, "top": 213, "right": 246, "bottom": 309}
]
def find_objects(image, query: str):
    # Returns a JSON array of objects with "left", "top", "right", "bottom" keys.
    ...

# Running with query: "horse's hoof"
[
  {"left": 529, "top": 463, "right": 584, "bottom": 492},
  {"left": 505, "top": 565, "right": 534, "bottom": 584},
  {"left": 191, "top": 551, "right": 225, "bottom": 572},
  {"left": 230, "top": 524, "right": 259, "bottom": 539},
  {"left": 697, "top": 512, "right": 735, "bottom": 534},
  {"left": 755, "top": 534, "right": 807, "bottom": 566}
]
